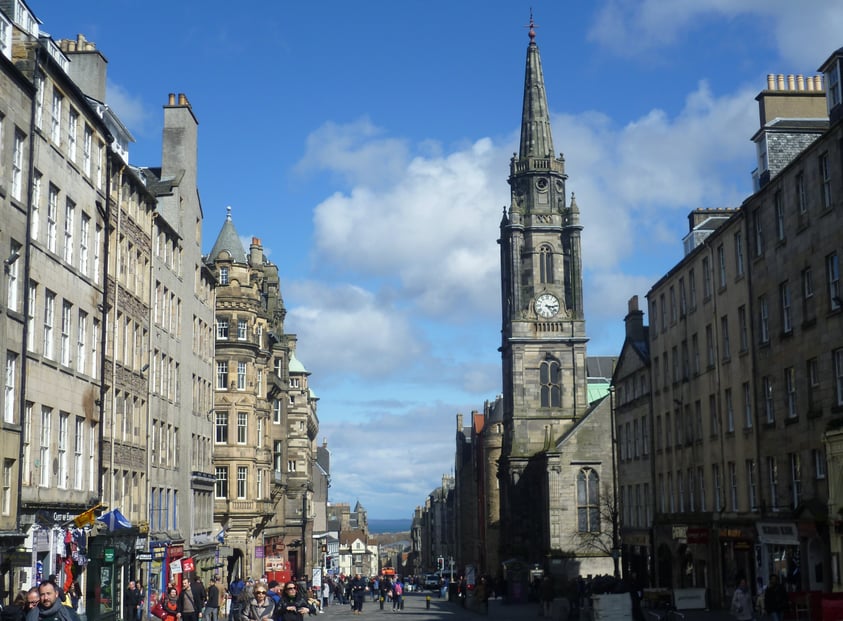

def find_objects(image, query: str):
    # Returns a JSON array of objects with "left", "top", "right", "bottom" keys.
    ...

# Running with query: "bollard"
[
  {"left": 426, "top": 595, "right": 431, "bottom": 609},
  {"left": 380, "top": 596, "right": 384, "bottom": 610}
]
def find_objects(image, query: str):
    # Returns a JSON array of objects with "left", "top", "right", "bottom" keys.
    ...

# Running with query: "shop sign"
[
  {"left": 152, "top": 546, "right": 167, "bottom": 560},
  {"left": 104, "top": 548, "right": 115, "bottom": 562},
  {"left": 182, "top": 558, "right": 195, "bottom": 572},
  {"left": 170, "top": 560, "right": 183, "bottom": 575},
  {"left": 255, "top": 546, "right": 264, "bottom": 559},
  {"left": 757, "top": 522, "right": 798, "bottom": 545},
  {"left": 686, "top": 528, "right": 708, "bottom": 544},
  {"left": 671, "top": 525, "right": 687, "bottom": 540},
  {"left": 137, "top": 553, "right": 153, "bottom": 562},
  {"left": 169, "top": 545, "right": 184, "bottom": 558}
]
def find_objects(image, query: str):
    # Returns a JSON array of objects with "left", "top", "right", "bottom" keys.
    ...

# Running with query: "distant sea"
[{"left": 369, "top": 518, "right": 411, "bottom": 533}]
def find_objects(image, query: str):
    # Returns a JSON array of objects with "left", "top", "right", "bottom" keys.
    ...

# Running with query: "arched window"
[
  {"left": 539, "top": 245, "right": 554, "bottom": 284},
  {"left": 577, "top": 467, "right": 600, "bottom": 532},
  {"left": 540, "top": 358, "right": 561, "bottom": 407}
]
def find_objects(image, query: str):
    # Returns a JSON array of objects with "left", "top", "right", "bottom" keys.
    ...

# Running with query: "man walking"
[
  {"left": 204, "top": 578, "right": 220, "bottom": 621},
  {"left": 26, "top": 581, "right": 80, "bottom": 621},
  {"left": 124, "top": 580, "right": 142, "bottom": 621}
]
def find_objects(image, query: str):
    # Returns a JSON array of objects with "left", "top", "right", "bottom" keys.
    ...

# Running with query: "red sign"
[
  {"left": 686, "top": 527, "right": 709, "bottom": 544},
  {"left": 181, "top": 558, "right": 195, "bottom": 572}
]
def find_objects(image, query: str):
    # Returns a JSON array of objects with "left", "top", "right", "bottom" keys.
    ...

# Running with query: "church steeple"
[{"left": 519, "top": 15, "right": 555, "bottom": 159}]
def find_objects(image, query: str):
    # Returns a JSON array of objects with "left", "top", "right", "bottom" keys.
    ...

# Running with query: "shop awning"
[{"left": 756, "top": 522, "right": 798, "bottom": 545}]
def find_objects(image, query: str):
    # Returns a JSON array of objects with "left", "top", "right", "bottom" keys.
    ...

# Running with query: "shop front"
[{"left": 86, "top": 525, "right": 138, "bottom": 621}]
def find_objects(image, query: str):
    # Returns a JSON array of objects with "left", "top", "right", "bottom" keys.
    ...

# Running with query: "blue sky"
[{"left": 32, "top": 1, "right": 843, "bottom": 519}]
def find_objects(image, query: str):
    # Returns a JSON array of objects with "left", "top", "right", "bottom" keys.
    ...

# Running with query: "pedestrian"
[
  {"left": 125, "top": 580, "right": 142, "bottom": 621},
  {"left": 228, "top": 576, "right": 245, "bottom": 621},
  {"left": 2, "top": 590, "right": 30, "bottom": 621},
  {"left": 764, "top": 575, "right": 789, "bottom": 621},
  {"left": 204, "top": 577, "right": 221, "bottom": 621},
  {"left": 540, "top": 576, "right": 554, "bottom": 618},
  {"left": 350, "top": 574, "right": 366, "bottom": 615},
  {"left": 178, "top": 578, "right": 201, "bottom": 621},
  {"left": 159, "top": 587, "right": 180, "bottom": 621},
  {"left": 731, "top": 578, "right": 755, "bottom": 621},
  {"left": 392, "top": 579, "right": 403, "bottom": 611},
  {"left": 25, "top": 581, "right": 80, "bottom": 621},
  {"left": 276, "top": 583, "right": 310, "bottom": 621},
  {"left": 239, "top": 583, "right": 273, "bottom": 621},
  {"left": 321, "top": 581, "right": 329, "bottom": 610}
]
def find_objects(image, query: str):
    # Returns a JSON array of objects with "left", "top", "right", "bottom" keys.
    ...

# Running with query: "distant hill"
[{"left": 369, "top": 518, "right": 411, "bottom": 534}]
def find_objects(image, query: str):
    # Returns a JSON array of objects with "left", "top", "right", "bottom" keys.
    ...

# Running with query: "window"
[
  {"left": 74, "top": 417, "right": 83, "bottom": 490},
  {"left": 43, "top": 290, "right": 55, "bottom": 360},
  {"left": 746, "top": 460, "right": 757, "bottom": 511},
  {"left": 807, "top": 357, "right": 819, "bottom": 410},
  {"left": 813, "top": 448, "right": 827, "bottom": 480},
  {"left": 705, "top": 325, "right": 714, "bottom": 367},
  {"left": 834, "top": 349, "right": 843, "bottom": 406},
  {"left": 237, "top": 466, "right": 247, "bottom": 499},
  {"left": 670, "top": 287, "right": 677, "bottom": 323},
  {"left": 93, "top": 225, "right": 101, "bottom": 284},
  {"left": 689, "top": 269, "right": 697, "bottom": 309},
  {"left": 698, "top": 467, "right": 706, "bottom": 512},
  {"left": 738, "top": 305, "right": 748, "bottom": 352},
  {"left": 39, "top": 406, "right": 51, "bottom": 487},
  {"left": 91, "top": 319, "right": 99, "bottom": 379},
  {"left": 47, "top": 185, "right": 58, "bottom": 253},
  {"left": 274, "top": 441, "right": 283, "bottom": 473},
  {"left": 79, "top": 214, "right": 90, "bottom": 276},
  {"left": 76, "top": 310, "right": 87, "bottom": 373},
  {"left": 216, "top": 318, "right": 229, "bottom": 339},
  {"left": 692, "top": 334, "right": 700, "bottom": 374},
  {"left": 803, "top": 267, "right": 815, "bottom": 322},
  {"left": 828, "top": 253, "right": 840, "bottom": 310},
  {"left": 34, "top": 76, "right": 44, "bottom": 129},
  {"left": 237, "top": 412, "right": 247, "bottom": 444},
  {"left": 4, "top": 353, "right": 16, "bottom": 424},
  {"left": 215, "top": 412, "right": 228, "bottom": 444},
  {"left": 216, "top": 361, "right": 228, "bottom": 389},
  {"left": 6, "top": 241, "right": 20, "bottom": 311},
  {"left": 763, "top": 376, "right": 775, "bottom": 423},
  {"left": 679, "top": 278, "right": 686, "bottom": 317},
  {"left": 288, "top": 459, "right": 296, "bottom": 473},
  {"left": 717, "top": 244, "right": 726, "bottom": 288},
  {"left": 758, "top": 295, "right": 770, "bottom": 343},
  {"left": 725, "top": 388, "right": 734, "bottom": 432},
  {"left": 820, "top": 152, "right": 832, "bottom": 209},
  {"left": 30, "top": 172, "right": 41, "bottom": 241},
  {"left": 60, "top": 301, "right": 71, "bottom": 367},
  {"left": 219, "top": 267, "right": 229, "bottom": 285},
  {"left": 237, "top": 361, "right": 246, "bottom": 390},
  {"left": 272, "top": 399, "right": 282, "bottom": 424},
  {"left": 753, "top": 207, "right": 764, "bottom": 257},
  {"left": 780, "top": 282, "right": 792, "bottom": 334},
  {"left": 57, "top": 412, "right": 68, "bottom": 489},
  {"left": 784, "top": 367, "right": 797, "bottom": 418},
  {"left": 83, "top": 125, "right": 92, "bottom": 176},
  {"left": 215, "top": 467, "right": 228, "bottom": 498},
  {"left": 721, "top": 316, "right": 730, "bottom": 361},
  {"left": 658, "top": 474, "right": 666, "bottom": 513},
  {"left": 12, "top": 129, "right": 24, "bottom": 201},
  {"left": 67, "top": 108, "right": 78, "bottom": 162},
  {"left": 539, "top": 359, "right": 561, "bottom": 407},
  {"left": 677, "top": 470, "right": 684, "bottom": 512},
  {"left": 743, "top": 382, "right": 753, "bottom": 429},
  {"left": 734, "top": 232, "right": 744, "bottom": 277},
  {"left": 576, "top": 468, "right": 600, "bottom": 532},
  {"left": 774, "top": 190, "right": 785, "bottom": 241},
  {"left": 539, "top": 245, "right": 553, "bottom": 283},
  {"left": 1, "top": 460, "right": 11, "bottom": 515},
  {"left": 728, "top": 461, "right": 738, "bottom": 511},
  {"left": 257, "top": 418, "right": 263, "bottom": 450},
  {"left": 709, "top": 394, "right": 718, "bottom": 435},
  {"left": 767, "top": 457, "right": 778, "bottom": 510},
  {"left": 702, "top": 257, "right": 712, "bottom": 299},
  {"left": 789, "top": 453, "right": 801, "bottom": 508},
  {"left": 687, "top": 469, "right": 695, "bottom": 512},
  {"left": 796, "top": 172, "right": 807, "bottom": 214},
  {"left": 712, "top": 464, "right": 722, "bottom": 511},
  {"left": 660, "top": 293, "right": 666, "bottom": 332},
  {"left": 237, "top": 319, "right": 247, "bottom": 340},
  {"left": 50, "top": 88, "right": 62, "bottom": 145}
]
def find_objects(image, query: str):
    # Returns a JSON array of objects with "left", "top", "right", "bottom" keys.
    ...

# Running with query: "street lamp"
[{"left": 609, "top": 387, "right": 620, "bottom": 578}]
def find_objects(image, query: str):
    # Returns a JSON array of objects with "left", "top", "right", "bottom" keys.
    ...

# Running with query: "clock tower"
[{"left": 498, "top": 17, "right": 589, "bottom": 556}]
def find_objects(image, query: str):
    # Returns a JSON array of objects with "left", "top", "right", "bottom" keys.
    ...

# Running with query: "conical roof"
[
  {"left": 208, "top": 206, "right": 248, "bottom": 263},
  {"left": 519, "top": 16, "right": 555, "bottom": 159}
]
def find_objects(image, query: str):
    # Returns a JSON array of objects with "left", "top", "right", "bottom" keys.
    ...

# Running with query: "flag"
[
  {"left": 73, "top": 504, "right": 102, "bottom": 528},
  {"left": 96, "top": 508, "right": 132, "bottom": 531}
]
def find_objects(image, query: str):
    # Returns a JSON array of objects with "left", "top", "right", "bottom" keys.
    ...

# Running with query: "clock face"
[{"left": 534, "top": 293, "right": 560, "bottom": 318}]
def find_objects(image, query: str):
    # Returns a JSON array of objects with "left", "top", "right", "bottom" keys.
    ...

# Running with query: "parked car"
[{"left": 423, "top": 574, "right": 440, "bottom": 590}]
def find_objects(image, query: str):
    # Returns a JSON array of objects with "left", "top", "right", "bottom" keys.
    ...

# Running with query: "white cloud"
[
  {"left": 106, "top": 81, "right": 149, "bottom": 135},
  {"left": 588, "top": 0, "right": 843, "bottom": 68}
]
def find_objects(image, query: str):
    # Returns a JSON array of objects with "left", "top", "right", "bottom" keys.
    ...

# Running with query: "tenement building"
[{"left": 639, "top": 54, "right": 843, "bottom": 604}]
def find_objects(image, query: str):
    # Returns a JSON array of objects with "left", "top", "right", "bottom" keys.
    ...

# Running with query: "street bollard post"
[
  {"left": 380, "top": 596, "right": 384, "bottom": 610},
  {"left": 426, "top": 595, "right": 431, "bottom": 609}
]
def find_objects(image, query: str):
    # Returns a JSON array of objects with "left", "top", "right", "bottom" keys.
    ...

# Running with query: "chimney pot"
[
  {"left": 797, "top": 75, "right": 805, "bottom": 91},
  {"left": 787, "top": 74, "right": 795, "bottom": 90},
  {"left": 178, "top": 93, "right": 187, "bottom": 106},
  {"left": 777, "top": 74, "right": 785, "bottom": 90},
  {"left": 767, "top": 74, "right": 775, "bottom": 90},
  {"left": 168, "top": 93, "right": 176, "bottom": 105}
]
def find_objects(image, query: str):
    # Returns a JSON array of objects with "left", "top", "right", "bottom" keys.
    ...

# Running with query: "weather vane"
[{"left": 527, "top": 9, "right": 537, "bottom": 42}]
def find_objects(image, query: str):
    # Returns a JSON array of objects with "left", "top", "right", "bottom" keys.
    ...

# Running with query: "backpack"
[{"left": 394, "top": 583, "right": 402, "bottom": 596}]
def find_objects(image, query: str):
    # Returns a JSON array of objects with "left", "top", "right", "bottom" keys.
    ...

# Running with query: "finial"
[
  {"left": 527, "top": 9, "right": 536, "bottom": 43},
  {"left": 226, "top": 205, "right": 232, "bottom": 221}
]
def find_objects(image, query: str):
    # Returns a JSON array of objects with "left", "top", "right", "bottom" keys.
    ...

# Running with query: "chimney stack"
[{"left": 624, "top": 296, "right": 646, "bottom": 342}]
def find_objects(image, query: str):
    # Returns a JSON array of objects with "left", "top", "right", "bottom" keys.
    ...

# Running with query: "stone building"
[
  {"left": 637, "top": 57, "right": 842, "bottom": 604},
  {"left": 0, "top": 2, "right": 109, "bottom": 598},
  {"left": 496, "top": 19, "right": 614, "bottom": 578}
]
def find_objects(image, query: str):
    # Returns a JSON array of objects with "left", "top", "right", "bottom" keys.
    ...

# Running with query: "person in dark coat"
[
  {"left": 2, "top": 590, "right": 30, "bottom": 621},
  {"left": 764, "top": 575, "right": 789, "bottom": 621},
  {"left": 350, "top": 574, "right": 367, "bottom": 615},
  {"left": 276, "top": 583, "right": 310, "bottom": 621}
]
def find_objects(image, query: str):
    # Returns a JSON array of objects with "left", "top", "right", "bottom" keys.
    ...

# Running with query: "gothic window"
[
  {"left": 577, "top": 467, "right": 600, "bottom": 532},
  {"left": 540, "top": 358, "right": 561, "bottom": 407},
  {"left": 539, "top": 245, "right": 554, "bottom": 284}
]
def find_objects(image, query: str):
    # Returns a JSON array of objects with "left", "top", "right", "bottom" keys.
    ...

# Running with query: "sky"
[{"left": 31, "top": 1, "right": 843, "bottom": 519}]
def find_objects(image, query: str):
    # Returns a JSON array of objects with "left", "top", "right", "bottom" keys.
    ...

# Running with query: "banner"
[{"left": 181, "top": 558, "right": 195, "bottom": 572}]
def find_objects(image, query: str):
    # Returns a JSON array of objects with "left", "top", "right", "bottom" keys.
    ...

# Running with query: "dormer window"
[{"left": 827, "top": 62, "right": 841, "bottom": 112}]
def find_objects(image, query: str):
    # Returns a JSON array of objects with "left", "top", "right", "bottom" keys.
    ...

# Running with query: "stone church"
[{"left": 494, "top": 18, "right": 616, "bottom": 579}]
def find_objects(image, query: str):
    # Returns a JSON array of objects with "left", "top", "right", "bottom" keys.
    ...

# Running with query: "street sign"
[{"left": 137, "top": 553, "right": 153, "bottom": 562}]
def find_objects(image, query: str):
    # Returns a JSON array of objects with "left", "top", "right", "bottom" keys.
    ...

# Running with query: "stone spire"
[
  {"left": 519, "top": 14, "right": 555, "bottom": 159},
  {"left": 208, "top": 206, "right": 248, "bottom": 263}
]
